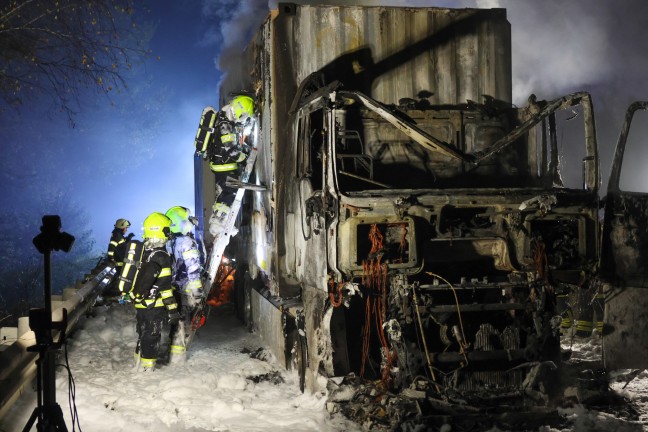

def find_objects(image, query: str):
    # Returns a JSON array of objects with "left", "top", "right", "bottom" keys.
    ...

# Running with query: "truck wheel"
[
  {"left": 236, "top": 269, "right": 253, "bottom": 329},
  {"left": 290, "top": 330, "right": 307, "bottom": 393}
]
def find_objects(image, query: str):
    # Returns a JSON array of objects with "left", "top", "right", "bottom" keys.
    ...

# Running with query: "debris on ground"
[
  {"left": 246, "top": 370, "right": 286, "bottom": 384},
  {"left": 241, "top": 346, "right": 275, "bottom": 362},
  {"left": 323, "top": 332, "right": 648, "bottom": 431},
  {"left": 326, "top": 374, "right": 569, "bottom": 431}
]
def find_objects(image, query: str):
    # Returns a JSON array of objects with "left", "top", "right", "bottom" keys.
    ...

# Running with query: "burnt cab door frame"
[{"left": 601, "top": 101, "right": 648, "bottom": 370}]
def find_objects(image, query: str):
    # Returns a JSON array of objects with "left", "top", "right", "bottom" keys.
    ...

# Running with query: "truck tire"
[{"left": 293, "top": 331, "right": 307, "bottom": 393}]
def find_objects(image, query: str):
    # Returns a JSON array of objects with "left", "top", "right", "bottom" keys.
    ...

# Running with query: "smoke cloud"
[{"left": 199, "top": 0, "right": 268, "bottom": 101}]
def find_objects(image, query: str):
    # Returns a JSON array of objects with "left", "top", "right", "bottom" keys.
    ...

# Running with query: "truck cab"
[{"left": 284, "top": 85, "right": 601, "bottom": 397}]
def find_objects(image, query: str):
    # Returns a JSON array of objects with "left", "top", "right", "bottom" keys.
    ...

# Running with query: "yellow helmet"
[
  {"left": 142, "top": 212, "right": 171, "bottom": 240},
  {"left": 165, "top": 206, "right": 197, "bottom": 235},
  {"left": 115, "top": 218, "right": 131, "bottom": 229},
  {"left": 230, "top": 95, "right": 254, "bottom": 122}
]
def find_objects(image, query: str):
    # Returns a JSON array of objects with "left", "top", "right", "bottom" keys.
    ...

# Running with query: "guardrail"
[{"left": 0, "top": 261, "right": 115, "bottom": 419}]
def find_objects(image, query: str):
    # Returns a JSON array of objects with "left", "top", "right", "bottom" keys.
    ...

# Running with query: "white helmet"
[{"left": 114, "top": 218, "right": 131, "bottom": 229}]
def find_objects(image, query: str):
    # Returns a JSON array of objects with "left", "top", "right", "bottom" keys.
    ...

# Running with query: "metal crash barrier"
[{"left": 0, "top": 262, "right": 114, "bottom": 420}]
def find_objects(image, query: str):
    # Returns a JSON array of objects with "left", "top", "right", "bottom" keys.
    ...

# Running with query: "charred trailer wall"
[{"left": 213, "top": 4, "right": 514, "bottom": 391}]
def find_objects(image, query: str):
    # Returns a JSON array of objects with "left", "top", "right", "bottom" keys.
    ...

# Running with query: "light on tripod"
[
  {"left": 23, "top": 215, "right": 75, "bottom": 432},
  {"left": 33, "top": 215, "right": 75, "bottom": 254}
]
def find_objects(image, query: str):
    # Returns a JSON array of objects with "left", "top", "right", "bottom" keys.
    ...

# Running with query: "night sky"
[{"left": 1, "top": 0, "right": 647, "bottom": 266}]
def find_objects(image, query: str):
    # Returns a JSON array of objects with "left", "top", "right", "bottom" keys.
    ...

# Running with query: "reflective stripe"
[
  {"left": 210, "top": 162, "right": 238, "bottom": 172},
  {"left": 159, "top": 267, "right": 172, "bottom": 278},
  {"left": 213, "top": 202, "right": 230, "bottom": 213},
  {"left": 159, "top": 289, "right": 174, "bottom": 299},
  {"left": 135, "top": 297, "right": 166, "bottom": 308},
  {"left": 576, "top": 320, "right": 593, "bottom": 331},
  {"left": 186, "top": 279, "right": 202, "bottom": 290},
  {"left": 221, "top": 133, "right": 236, "bottom": 143},
  {"left": 140, "top": 357, "right": 156, "bottom": 369},
  {"left": 182, "top": 249, "right": 200, "bottom": 260},
  {"left": 110, "top": 241, "right": 118, "bottom": 247},
  {"left": 108, "top": 251, "right": 115, "bottom": 257},
  {"left": 170, "top": 345, "right": 186, "bottom": 355}
]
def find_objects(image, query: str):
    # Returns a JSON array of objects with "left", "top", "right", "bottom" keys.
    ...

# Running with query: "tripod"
[
  {"left": 23, "top": 215, "right": 75, "bottom": 432},
  {"left": 22, "top": 309, "right": 69, "bottom": 432}
]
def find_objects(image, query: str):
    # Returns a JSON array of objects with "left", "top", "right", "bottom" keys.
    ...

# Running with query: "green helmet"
[
  {"left": 142, "top": 212, "right": 171, "bottom": 240},
  {"left": 114, "top": 218, "right": 131, "bottom": 229},
  {"left": 230, "top": 95, "right": 254, "bottom": 122},
  {"left": 165, "top": 206, "right": 197, "bottom": 235}
]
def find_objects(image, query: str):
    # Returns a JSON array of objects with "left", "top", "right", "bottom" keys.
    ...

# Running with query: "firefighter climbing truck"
[{"left": 196, "top": 4, "right": 602, "bottom": 402}]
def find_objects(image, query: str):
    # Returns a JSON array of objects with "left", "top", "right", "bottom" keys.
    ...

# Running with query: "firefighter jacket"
[
  {"left": 132, "top": 246, "right": 177, "bottom": 311},
  {"left": 107, "top": 228, "right": 128, "bottom": 266},
  {"left": 209, "top": 111, "right": 246, "bottom": 173},
  {"left": 167, "top": 234, "right": 204, "bottom": 304}
]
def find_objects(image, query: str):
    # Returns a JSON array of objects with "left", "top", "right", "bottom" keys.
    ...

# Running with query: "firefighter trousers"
[{"left": 136, "top": 307, "right": 166, "bottom": 361}]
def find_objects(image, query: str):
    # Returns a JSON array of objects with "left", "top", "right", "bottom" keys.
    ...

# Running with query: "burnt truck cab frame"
[{"left": 289, "top": 85, "right": 601, "bottom": 397}]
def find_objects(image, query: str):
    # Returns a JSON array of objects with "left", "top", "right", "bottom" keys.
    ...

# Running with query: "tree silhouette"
[{"left": 0, "top": 0, "right": 151, "bottom": 123}]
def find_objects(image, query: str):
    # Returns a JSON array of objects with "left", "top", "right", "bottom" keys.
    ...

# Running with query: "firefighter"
[
  {"left": 108, "top": 218, "right": 133, "bottom": 265},
  {"left": 556, "top": 286, "right": 573, "bottom": 335},
  {"left": 573, "top": 281, "right": 605, "bottom": 338},
  {"left": 164, "top": 205, "right": 204, "bottom": 362},
  {"left": 132, "top": 212, "right": 180, "bottom": 372},
  {"left": 208, "top": 94, "right": 255, "bottom": 235},
  {"left": 105, "top": 218, "right": 133, "bottom": 296}
]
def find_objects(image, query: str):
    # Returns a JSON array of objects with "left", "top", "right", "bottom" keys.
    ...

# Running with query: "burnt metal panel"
[
  {"left": 291, "top": 5, "right": 511, "bottom": 105},
  {"left": 603, "top": 285, "right": 648, "bottom": 370},
  {"left": 601, "top": 102, "right": 648, "bottom": 286},
  {"left": 600, "top": 102, "right": 648, "bottom": 370}
]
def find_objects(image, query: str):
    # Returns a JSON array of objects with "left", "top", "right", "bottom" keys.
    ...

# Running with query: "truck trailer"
[{"left": 196, "top": 3, "right": 602, "bottom": 405}]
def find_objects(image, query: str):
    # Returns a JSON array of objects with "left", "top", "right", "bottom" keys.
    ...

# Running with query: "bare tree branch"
[{"left": 0, "top": 0, "right": 152, "bottom": 124}]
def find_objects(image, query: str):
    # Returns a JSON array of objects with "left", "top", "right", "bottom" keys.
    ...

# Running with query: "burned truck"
[{"left": 197, "top": 4, "right": 601, "bottom": 400}]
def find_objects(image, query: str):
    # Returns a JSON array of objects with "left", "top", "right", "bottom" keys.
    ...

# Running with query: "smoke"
[
  {"left": 200, "top": 0, "right": 269, "bottom": 100},
  {"left": 500, "top": 0, "right": 618, "bottom": 104},
  {"left": 486, "top": 0, "right": 648, "bottom": 182}
]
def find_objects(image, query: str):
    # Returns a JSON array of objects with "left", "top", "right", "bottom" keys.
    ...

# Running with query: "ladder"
[
  {"left": 206, "top": 145, "right": 257, "bottom": 283},
  {"left": 186, "top": 125, "right": 258, "bottom": 347}
]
